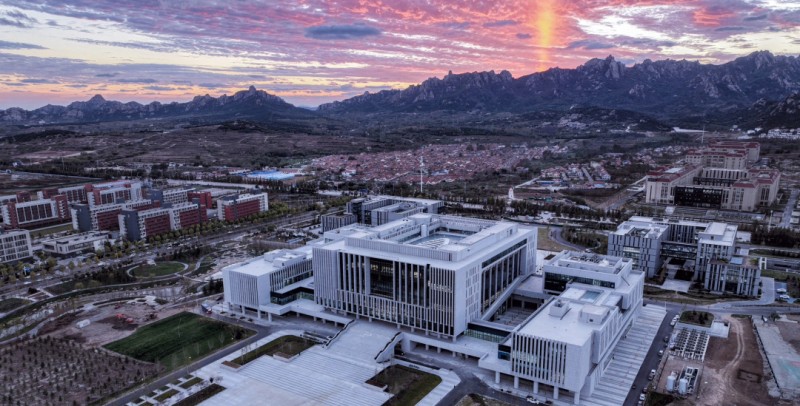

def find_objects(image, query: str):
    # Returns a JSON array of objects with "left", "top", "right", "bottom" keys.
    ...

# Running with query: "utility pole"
[{"left": 419, "top": 157, "right": 424, "bottom": 194}]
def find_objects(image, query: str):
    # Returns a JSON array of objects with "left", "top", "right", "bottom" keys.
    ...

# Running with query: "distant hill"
[
  {"left": 318, "top": 51, "right": 800, "bottom": 124},
  {"left": 0, "top": 86, "right": 315, "bottom": 125}
]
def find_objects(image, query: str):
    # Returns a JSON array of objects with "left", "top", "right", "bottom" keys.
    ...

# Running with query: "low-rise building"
[
  {"left": 346, "top": 195, "right": 443, "bottom": 226},
  {"left": 222, "top": 246, "right": 314, "bottom": 317},
  {"left": 41, "top": 231, "right": 112, "bottom": 256},
  {"left": 320, "top": 212, "right": 357, "bottom": 232}
]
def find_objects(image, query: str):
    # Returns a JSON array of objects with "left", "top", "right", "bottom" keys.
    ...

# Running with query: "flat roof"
[
  {"left": 224, "top": 246, "right": 313, "bottom": 277},
  {"left": 516, "top": 292, "right": 605, "bottom": 346}
]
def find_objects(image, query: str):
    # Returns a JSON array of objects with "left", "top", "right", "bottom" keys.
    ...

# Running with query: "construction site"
[{"left": 651, "top": 315, "right": 786, "bottom": 406}]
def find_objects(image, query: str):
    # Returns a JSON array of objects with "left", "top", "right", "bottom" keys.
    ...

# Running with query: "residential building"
[
  {"left": 118, "top": 207, "right": 172, "bottom": 241},
  {"left": 483, "top": 251, "right": 643, "bottom": 404},
  {"left": 169, "top": 202, "right": 208, "bottom": 230},
  {"left": 1, "top": 195, "right": 70, "bottom": 228},
  {"left": 222, "top": 246, "right": 314, "bottom": 318},
  {"left": 71, "top": 199, "right": 160, "bottom": 232},
  {"left": 217, "top": 193, "right": 268, "bottom": 222},
  {"left": 41, "top": 231, "right": 112, "bottom": 256},
  {"left": 0, "top": 229, "right": 33, "bottom": 264},
  {"left": 313, "top": 214, "right": 537, "bottom": 338}
]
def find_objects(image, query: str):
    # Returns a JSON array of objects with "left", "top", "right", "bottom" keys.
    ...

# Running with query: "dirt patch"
[
  {"left": 46, "top": 300, "right": 184, "bottom": 347},
  {"left": 776, "top": 316, "right": 800, "bottom": 354},
  {"left": 38, "top": 311, "right": 82, "bottom": 335},
  {"left": 693, "top": 316, "right": 774, "bottom": 406}
]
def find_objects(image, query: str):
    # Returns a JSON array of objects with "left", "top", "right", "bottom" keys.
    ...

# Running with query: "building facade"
[
  {"left": 484, "top": 251, "right": 643, "bottom": 404},
  {"left": 217, "top": 193, "right": 268, "bottom": 222},
  {"left": 608, "top": 216, "right": 745, "bottom": 294},
  {"left": 222, "top": 246, "right": 314, "bottom": 317},
  {"left": 645, "top": 141, "right": 779, "bottom": 211},
  {"left": 41, "top": 232, "right": 112, "bottom": 256},
  {"left": 1, "top": 195, "right": 70, "bottom": 228},
  {"left": 346, "top": 195, "right": 443, "bottom": 226},
  {"left": 313, "top": 214, "right": 537, "bottom": 338},
  {"left": 0, "top": 229, "right": 33, "bottom": 264}
]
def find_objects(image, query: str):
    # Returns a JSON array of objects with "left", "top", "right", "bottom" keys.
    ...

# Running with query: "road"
[
  {"left": 780, "top": 188, "right": 799, "bottom": 228},
  {"left": 0, "top": 211, "right": 320, "bottom": 297},
  {"left": 549, "top": 226, "right": 585, "bottom": 251}
]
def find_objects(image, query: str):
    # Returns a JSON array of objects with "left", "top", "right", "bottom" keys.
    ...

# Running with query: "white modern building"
[
  {"left": 0, "top": 229, "right": 33, "bottom": 264},
  {"left": 222, "top": 246, "right": 314, "bottom": 319},
  {"left": 482, "top": 251, "right": 644, "bottom": 404},
  {"left": 313, "top": 214, "right": 537, "bottom": 338},
  {"left": 41, "top": 231, "right": 112, "bottom": 256},
  {"left": 609, "top": 216, "right": 746, "bottom": 294},
  {"left": 346, "top": 195, "right": 444, "bottom": 226}
]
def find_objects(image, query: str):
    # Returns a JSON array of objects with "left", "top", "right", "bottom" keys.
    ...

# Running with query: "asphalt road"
[
  {"left": 780, "top": 188, "right": 799, "bottom": 228},
  {"left": 624, "top": 304, "right": 677, "bottom": 406}
]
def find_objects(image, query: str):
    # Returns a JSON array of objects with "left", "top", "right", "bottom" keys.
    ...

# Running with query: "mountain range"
[
  {"left": 2, "top": 51, "right": 799, "bottom": 129},
  {"left": 0, "top": 86, "right": 314, "bottom": 125},
  {"left": 318, "top": 51, "right": 800, "bottom": 125}
]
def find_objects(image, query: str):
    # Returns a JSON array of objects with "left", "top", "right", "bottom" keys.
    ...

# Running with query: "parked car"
[{"left": 658, "top": 349, "right": 664, "bottom": 357}]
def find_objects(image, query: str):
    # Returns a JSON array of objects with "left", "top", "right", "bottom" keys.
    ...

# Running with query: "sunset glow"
[{"left": 0, "top": 0, "right": 798, "bottom": 109}]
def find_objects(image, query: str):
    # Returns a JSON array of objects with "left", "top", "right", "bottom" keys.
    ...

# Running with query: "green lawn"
[
  {"left": 104, "top": 312, "right": 253, "bottom": 370},
  {"left": 0, "top": 297, "right": 31, "bottom": 312},
  {"left": 134, "top": 261, "right": 185, "bottom": 277},
  {"left": 153, "top": 389, "right": 179, "bottom": 402},
  {"left": 232, "top": 335, "right": 315, "bottom": 365},
  {"left": 179, "top": 376, "right": 203, "bottom": 389},
  {"left": 680, "top": 310, "right": 713, "bottom": 327},
  {"left": 367, "top": 365, "right": 442, "bottom": 406}
]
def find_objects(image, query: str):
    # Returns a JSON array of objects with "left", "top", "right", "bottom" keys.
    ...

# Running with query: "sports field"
[{"left": 104, "top": 312, "right": 253, "bottom": 370}]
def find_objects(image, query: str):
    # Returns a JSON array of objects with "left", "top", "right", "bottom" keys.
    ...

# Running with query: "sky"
[{"left": 0, "top": 0, "right": 799, "bottom": 109}]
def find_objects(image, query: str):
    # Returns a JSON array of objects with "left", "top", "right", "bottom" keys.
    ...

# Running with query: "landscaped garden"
[
  {"left": 132, "top": 261, "right": 186, "bottom": 277},
  {"left": 104, "top": 312, "right": 253, "bottom": 370},
  {"left": 366, "top": 365, "right": 442, "bottom": 406},
  {"left": 231, "top": 335, "right": 316, "bottom": 365},
  {"left": 679, "top": 310, "right": 713, "bottom": 327}
]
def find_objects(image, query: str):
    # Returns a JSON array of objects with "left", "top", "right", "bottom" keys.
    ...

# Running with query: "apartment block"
[
  {"left": 1, "top": 195, "right": 70, "bottom": 228},
  {"left": 217, "top": 193, "right": 268, "bottom": 222}
]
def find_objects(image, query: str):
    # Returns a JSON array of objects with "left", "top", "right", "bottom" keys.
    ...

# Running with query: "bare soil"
[
  {"left": 46, "top": 299, "right": 184, "bottom": 347},
  {"left": 777, "top": 315, "right": 800, "bottom": 354},
  {"left": 696, "top": 316, "right": 777, "bottom": 406}
]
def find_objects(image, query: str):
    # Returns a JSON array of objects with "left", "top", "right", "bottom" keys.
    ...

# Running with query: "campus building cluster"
[
  {"left": 645, "top": 141, "right": 779, "bottom": 211},
  {"left": 608, "top": 216, "right": 761, "bottom": 296},
  {"left": 221, "top": 202, "right": 670, "bottom": 404}
]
